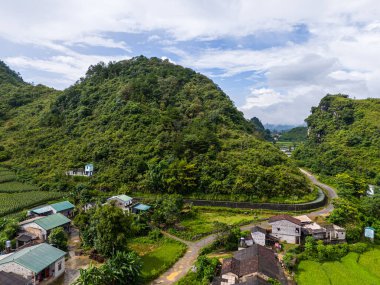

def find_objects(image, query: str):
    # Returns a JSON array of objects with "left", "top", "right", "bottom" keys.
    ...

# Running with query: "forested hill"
[
  {"left": 294, "top": 94, "right": 380, "bottom": 185},
  {"left": 0, "top": 57, "right": 310, "bottom": 200}
]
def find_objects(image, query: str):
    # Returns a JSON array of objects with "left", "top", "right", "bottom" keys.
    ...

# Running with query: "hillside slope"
[
  {"left": 0, "top": 57, "right": 310, "bottom": 200},
  {"left": 294, "top": 94, "right": 380, "bottom": 185}
]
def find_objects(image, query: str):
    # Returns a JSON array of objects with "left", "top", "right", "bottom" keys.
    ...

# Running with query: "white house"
[
  {"left": 268, "top": 215, "right": 302, "bottom": 244},
  {"left": 0, "top": 243, "right": 66, "bottom": 284},
  {"left": 66, "top": 163, "right": 94, "bottom": 177},
  {"left": 107, "top": 194, "right": 134, "bottom": 212},
  {"left": 251, "top": 226, "right": 267, "bottom": 246}
]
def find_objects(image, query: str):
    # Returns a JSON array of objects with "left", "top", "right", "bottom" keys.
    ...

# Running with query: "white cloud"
[{"left": 1, "top": 0, "right": 380, "bottom": 122}]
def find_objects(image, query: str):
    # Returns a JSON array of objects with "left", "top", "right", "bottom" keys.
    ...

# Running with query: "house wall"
[
  {"left": 333, "top": 230, "right": 346, "bottom": 240},
  {"left": 270, "top": 220, "right": 301, "bottom": 244},
  {"left": 0, "top": 262, "right": 33, "bottom": 280},
  {"left": 251, "top": 232, "right": 266, "bottom": 246},
  {"left": 54, "top": 258, "right": 65, "bottom": 277}
]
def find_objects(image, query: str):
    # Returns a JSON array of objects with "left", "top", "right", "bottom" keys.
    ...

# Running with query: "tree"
[
  {"left": 48, "top": 227, "right": 68, "bottom": 251},
  {"left": 92, "top": 204, "right": 135, "bottom": 257},
  {"left": 151, "top": 194, "right": 184, "bottom": 227},
  {"left": 74, "top": 251, "right": 142, "bottom": 285}
]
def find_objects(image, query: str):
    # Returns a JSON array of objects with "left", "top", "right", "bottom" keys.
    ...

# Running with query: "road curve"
[
  {"left": 151, "top": 169, "right": 338, "bottom": 284},
  {"left": 299, "top": 168, "right": 338, "bottom": 217}
]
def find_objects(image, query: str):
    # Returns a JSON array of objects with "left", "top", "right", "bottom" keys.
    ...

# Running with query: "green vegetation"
[
  {"left": 0, "top": 191, "right": 63, "bottom": 216},
  {"left": 48, "top": 227, "right": 68, "bottom": 251},
  {"left": 177, "top": 255, "right": 220, "bottom": 285},
  {"left": 296, "top": 248, "right": 380, "bottom": 285},
  {"left": 278, "top": 126, "right": 307, "bottom": 143},
  {"left": 0, "top": 181, "right": 37, "bottom": 192},
  {"left": 168, "top": 206, "right": 256, "bottom": 240},
  {"left": 74, "top": 251, "right": 142, "bottom": 285},
  {"left": 0, "top": 57, "right": 310, "bottom": 201},
  {"left": 129, "top": 236, "right": 187, "bottom": 282},
  {"left": 294, "top": 94, "right": 380, "bottom": 183}
]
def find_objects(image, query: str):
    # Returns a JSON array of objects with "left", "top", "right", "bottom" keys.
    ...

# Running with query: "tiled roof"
[
  {"left": 34, "top": 213, "right": 71, "bottom": 231},
  {"left": 268, "top": 214, "right": 302, "bottom": 226},
  {"left": 221, "top": 245, "right": 287, "bottom": 284},
  {"left": 50, "top": 201, "right": 75, "bottom": 212},
  {"left": 251, "top": 226, "right": 267, "bottom": 234},
  {"left": 0, "top": 243, "right": 66, "bottom": 274}
]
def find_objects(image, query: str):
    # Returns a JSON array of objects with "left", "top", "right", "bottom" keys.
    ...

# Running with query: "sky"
[{"left": 1, "top": 0, "right": 380, "bottom": 124}]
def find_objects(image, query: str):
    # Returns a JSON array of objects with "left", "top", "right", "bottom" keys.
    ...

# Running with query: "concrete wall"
[
  {"left": 21, "top": 223, "right": 46, "bottom": 240},
  {"left": 54, "top": 258, "right": 65, "bottom": 277},
  {"left": 251, "top": 232, "right": 266, "bottom": 246},
  {"left": 0, "top": 262, "right": 33, "bottom": 280},
  {"left": 270, "top": 220, "right": 301, "bottom": 244}
]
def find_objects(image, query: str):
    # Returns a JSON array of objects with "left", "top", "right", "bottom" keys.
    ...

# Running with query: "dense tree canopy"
[{"left": 0, "top": 57, "right": 309, "bottom": 200}]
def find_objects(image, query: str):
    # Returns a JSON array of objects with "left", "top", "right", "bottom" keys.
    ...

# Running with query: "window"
[
  {"left": 58, "top": 261, "right": 62, "bottom": 271},
  {"left": 295, "top": 228, "right": 299, "bottom": 233},
  {"left": 277, "top": 228, "right": 280, "bottom": 231}
]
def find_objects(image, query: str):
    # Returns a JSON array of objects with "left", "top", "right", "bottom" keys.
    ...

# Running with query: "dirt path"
[
  {"left": 151, "top": 169, "right": 338, "bottom": 284},
  {"left": 151, "top": 221, "right": 268, "bottom": 285}
]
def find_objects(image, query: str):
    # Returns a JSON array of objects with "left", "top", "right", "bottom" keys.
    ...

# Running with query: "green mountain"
[
  {"left": 0, "top": 57, "right": 310, "bottom": 200},
  {"left": 294, "top": 94, "right": 380, "bottom": 185},
  {"left": 279, "top": 126, "right": 307, "bottom": 143}
]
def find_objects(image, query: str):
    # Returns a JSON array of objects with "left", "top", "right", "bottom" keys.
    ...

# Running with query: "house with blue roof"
[
  {"left": 107, "top": 195, "right": 151, "bottom": 214},
  {"left": 0, "top": 243, "right": 66, "bottom": 284}
]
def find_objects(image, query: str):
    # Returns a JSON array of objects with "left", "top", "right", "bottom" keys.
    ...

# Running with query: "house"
[
  {"left": 84, "top": 164, "right": 94, "bottom": 176},
  {"left": 251, "top": 226, "right": 267, "bottom": 246},
  {"left": 15, "top": 233, "right": 38, "bottom": 249},
  {"left": 302, "top": 222, "right": 346, "bottom": 242},
  {"left": 294, "top": 215, "right": 313, "bottom": 225},
  {"left": 107, "top": 195, "right": 134, "bottom": 212},
  {"left": 0, "top": 271, "right": 30, "bottom": 285},
  {"left": 132, "top": 203, "right": 151, "bottom": 214},
  {"left": 268, "top": 215, "right": 302, "bottom": 244},
  {"left": 212, "top": 244, "right": 287, "bottom": 285},
  {"left": 19, "top": 213, "right": 71, "bottom": 241},
  {"left": 66, "top": 163, "right": 94, "bottom": 177},
  {"left": 30, "top": 201, "right": 75, "bottom": 218},
  {"left": 0, "top": 243, "right": 65, "bottom": 285}
]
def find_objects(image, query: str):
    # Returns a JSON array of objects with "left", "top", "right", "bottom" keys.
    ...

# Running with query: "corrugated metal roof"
[
  {"left": 34, "top": 213, "right": 71, "bottom": 230},
  {"left": 133, "top": 203, "right": 151, "bottom": 211},
  {"left": 50, "top": 201, "right": 75, "bottom": 212},
  {"left": 110, "top": 194, "right": 133, "bottom": 202},
  {"left": 31, "top": 205, "right": 52, "bottom": 214},
  {"left": 0, "top": 243, "right": 66, "bottom": 274},
  {"left": 0, "top": 271, "right": 29, "bottom": 285}
]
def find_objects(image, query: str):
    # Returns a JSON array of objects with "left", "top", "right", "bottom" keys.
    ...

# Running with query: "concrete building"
[
  {"left": 19, "top": 213, "right": 71, "bottom": 241},
  {"left": 268, "top": 215, "right": 302, "bottom": 244},
  {"left": 0, "top": 243, "right": 66, "bottom": 284},
  {"left": 251, "top": 226, "right": 267, "bottom": 246},
  {"left": 30, "top": 201, "right": 75, "bottom": 218}
]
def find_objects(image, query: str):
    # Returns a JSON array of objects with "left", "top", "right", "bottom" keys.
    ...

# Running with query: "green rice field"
[{"left": 296, "top": 248, "right": 380, "bottom": 285}]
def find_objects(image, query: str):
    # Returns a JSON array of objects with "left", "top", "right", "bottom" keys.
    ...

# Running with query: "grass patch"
[
  {"left": 296, "top": 248, "right": 380, "bottom": 285},
  {"left": 128, "top": 236, "right": 187, "bottom": 283},
  {"left": 168, "top": 207, "right": 268, "bottom": 241}
]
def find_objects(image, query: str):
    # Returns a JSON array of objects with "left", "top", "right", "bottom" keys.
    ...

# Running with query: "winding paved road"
[{"left": 151, "top": 169, "right": 338, "bottom": 285}]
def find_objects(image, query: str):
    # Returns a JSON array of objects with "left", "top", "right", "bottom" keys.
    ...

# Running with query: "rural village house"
[
  {"left": 66, "top": 163, "right": 94, "bottom": 177},
  {"left": 19, "top": 213, "right": 71, "bottom": 242},
  {"left": 268, "top": 215, "right": 302, "bottom": 244},
  {"left": 107, "top": 194, "right": 151, "bottom": 214},
  {"left": 29, "top": 201, "right": 75, "bottom": 218},
  {"left": 0, "top": 243, "right": 65, "bottom": 285},
  {"left": 212, "top": 244, "right": 287, "bottom": 285}
]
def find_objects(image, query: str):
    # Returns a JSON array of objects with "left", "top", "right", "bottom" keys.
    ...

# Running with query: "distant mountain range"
[{"left": 264, "top": 123, "right": 306, "bottom": 132}]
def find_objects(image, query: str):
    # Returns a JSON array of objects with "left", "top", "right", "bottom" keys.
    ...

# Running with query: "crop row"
[
  {"left": 0, "top": 181, "right": 38, "bottom": 193},
  {"left": 0, "top": 191, "right": 64, "bottom": 217}
]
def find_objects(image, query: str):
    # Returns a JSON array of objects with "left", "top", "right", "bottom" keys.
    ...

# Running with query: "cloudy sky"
[{"left": 1, "top": 0, "right": 380, "bottom": 124}]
